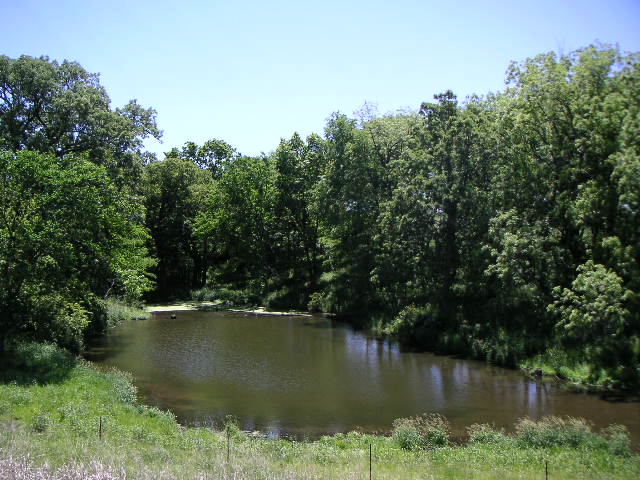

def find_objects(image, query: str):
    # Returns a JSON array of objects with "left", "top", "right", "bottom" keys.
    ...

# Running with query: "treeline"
[
  {"left": 1, "top": 45, "right": 639, "bottom": 389},
  {"left": 0, "top": 55, "right": 159, "bottom": 352}
]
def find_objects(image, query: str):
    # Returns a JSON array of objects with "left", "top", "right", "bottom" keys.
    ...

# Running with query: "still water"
[{"left": 85, "top": 310, "right": 640, "bottom": 444}]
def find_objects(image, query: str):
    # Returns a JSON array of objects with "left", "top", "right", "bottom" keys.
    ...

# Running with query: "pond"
[{"left": 85, "top": 310, "right": 640, "bottom": 444}]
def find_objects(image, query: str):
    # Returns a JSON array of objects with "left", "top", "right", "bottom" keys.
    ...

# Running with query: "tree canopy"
[{"left": 1, "top": 45, "right": 638, "bottom": 389}]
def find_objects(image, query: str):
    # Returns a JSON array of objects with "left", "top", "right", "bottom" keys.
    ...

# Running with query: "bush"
[
  {"left": 31, "top": 412, "right": 51, "bottom": 433},
  {"left": 191, "top": 287, "right": 216, "bottom": 302},
  {"left": 384, "top": 305, "right": 441, "bottom": 348},
  {"left": 515, "top": 416, "right": 602, "bottom": 449},
  {"left": 264, "top": 286, "right": 308, "bottom": 311},
  {"left": 601, "top": 425, "right": 632, "bottom": 456},
  {"left": 104, "top": 368, "right": 137, "bottom": 405},
  {"left": 223, "top": 415, "right": 242, "bottom": 440},
  {"left": 191, "top": 286, "right": 259, "bottom": 306},
  {"left": 392, "top": 413, "right": 450, "bottom": 450},
  {"left": 105, "top": 299, "right": 148, "bottom": 328},
  {"left": 307, "top": 291, "right": 328, "bottom": 313},
  {"left": 466, "top": 424, "right": 510, "bottom": 445},
  {"left": 0, "top": 342, "right": 75, "bottom": 384}
]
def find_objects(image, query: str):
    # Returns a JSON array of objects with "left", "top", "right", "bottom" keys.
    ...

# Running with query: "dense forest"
[{"left": 1, "top": 44, "right": 639, "bottom": 389}]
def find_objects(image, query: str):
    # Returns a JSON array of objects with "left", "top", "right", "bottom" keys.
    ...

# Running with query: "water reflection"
[{"left": 85, "top": 311, "right": 640, "bottom": 445}]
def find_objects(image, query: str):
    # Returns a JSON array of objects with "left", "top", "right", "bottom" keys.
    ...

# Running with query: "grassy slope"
[{"left": 0, "top": 348, "right": 638, "bottom": 479}]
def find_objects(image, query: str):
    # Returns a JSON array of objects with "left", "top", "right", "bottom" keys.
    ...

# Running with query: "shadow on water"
[
  {"left": 302, "top": 319, "right": 351, "bottom": 330},
  {"left": 0, "top": 342, "right": 76, "bottom": 385},
  {"left": 84, "top": 331, "right": 136, "bottom": 363}
]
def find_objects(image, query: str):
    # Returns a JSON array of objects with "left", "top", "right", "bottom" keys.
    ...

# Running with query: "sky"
[{"left": 2, "top": 0, "right": 639, "bottom": 158}]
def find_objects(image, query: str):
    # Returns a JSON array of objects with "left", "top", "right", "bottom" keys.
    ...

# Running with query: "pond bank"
[
  {"left": 145, "top": 302, "right": 312, "bottom": 316},
  {"left": 1, "top": 343, "right": 638, "bottom": 479}
]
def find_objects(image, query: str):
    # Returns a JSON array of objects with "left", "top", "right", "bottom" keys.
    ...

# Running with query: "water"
[{"left": 85, "top": 310, "right": 640, "bottom": 444}]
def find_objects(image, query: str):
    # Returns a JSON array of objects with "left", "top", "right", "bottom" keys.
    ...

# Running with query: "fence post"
[
  {"left": 99, "top": 416, "right": 103, "bottom": 440},
  {"left": 545, "top": 460, "right": 548, "bottom": 480},
  {"left": 369, "top": 443, "right": 372, "bottom": 480}
]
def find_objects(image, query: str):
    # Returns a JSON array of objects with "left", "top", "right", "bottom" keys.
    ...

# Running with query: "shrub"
[
  {"left": 31, "top": 412, "right": 51, "bottom": 433},
  {"left": 307, "top": 292, "right": 328, "bottom": 313},
  {"left": 1, "top": 342, "right": 75, "bottom": 384},
  {"left": 191, "top": 287, "right": 216, "bottom": 302},
  {"left": 104, "top": 368, "right": 137, "bottom": 405},
  {"left": 392, "top": 413, "right": 450, "bottom": 450},
  {"left": 384, "top": 305, "right": 441, "bottom": 348},
  {"left": 515, "top": 416, "right": 602, "bottom": 449},
  {"left": 466, "top": 423, "right": 510, "bottom": 445},
  {"left": 105, "top": 299, "right": 148, "bottom": 328},
  {"left": 223, "top": 415, "right": 242, "bottom": 440},
  {"left": 191, "top": 286, "right": 258, "bottom": 306},
  {"left": 601, "top": 424, "right": 632, "bottom": 456}
]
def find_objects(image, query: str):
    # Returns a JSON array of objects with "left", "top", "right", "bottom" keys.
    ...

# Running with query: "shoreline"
[
  {"left": 2, "top": 352, "right": 638, "bottom": 479},
  {"left": 145, "top": 302, "right": 312, "bottom": 317},
  {"left": 141, "top": 302, "right": 638, "bottom": 397}
]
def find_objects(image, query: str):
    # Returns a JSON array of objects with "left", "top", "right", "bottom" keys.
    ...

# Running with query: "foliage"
[
  {"left": 392, "top": 413, "right": 450, "bottom": 450},
  {"left": 190, "top": 286, "right": 259, "bottom": 306},
  {"left": 2, "top": 45, "right": 640, "bottom": 389},
  {"left": 142, "top": 157, "right": 213, "bottom": 298},
  {"left": 466, "top": 424, "right": 510, "bottom": 446},
  {"left": 104, "top": 299, "right": 149, "bottom": 328},
  {"left": 141, "top": 44, "right": 640, "bottom": 388},
  {"left": 165, "top": 138, "right": 237, "bottom": 176},
  {"left": 0, "top": 150, "right": 154, "bottom": 351},
  {"left": 0, "top": 342, "right": 75, "bottom": 384},
  {"left": 549, "top": 261, "right": 637, "bottom": 387},
  {"left": 0, "top": 54, "right": 161, "bottom": 184},
  {"left": 514, "top": 416, "right": 630, "bottom": 455}
]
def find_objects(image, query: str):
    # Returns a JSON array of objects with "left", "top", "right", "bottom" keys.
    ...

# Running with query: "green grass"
[
  {"left": 1, "top": 343, "right": 639, "bottom": 479},
  {"left": 105, "top": 299, "right": 149, "bottom": 328},
  {"left": 518, "top": 348, "right": 614, "bottom": 391}
]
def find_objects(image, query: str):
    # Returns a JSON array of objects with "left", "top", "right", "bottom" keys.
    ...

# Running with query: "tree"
[
  {"left": 165, "top": 139, "right": 236, "bottom": 177},
  {"left": 142, "top": 157, "right": 213, "bottom": 298},
  {"left": 313, "top": 113, "right": 383, "bottom": 316},
  {"left": 549, "top": 261, "right": 637, "bottom": 387},
  {"left": 377, "top": 93, "right": 492, "bottom": 328},
  {"left": 195, "top": 155, "right": 278, "bottom": 291},
  {"left": 0, "top": 55, "right": 161, "bottom": 184},
  {"left": 269, "top": 133, "right": 324, "bottom": 307},
  {"left": 0, "top": 150, "right": 154, "bottom": 352}
]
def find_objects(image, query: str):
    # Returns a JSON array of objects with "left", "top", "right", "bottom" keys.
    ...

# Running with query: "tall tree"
[
  {"left": 0, "top": 55, "right": 161, "bottom": 184},
  {"left": 142, "top": 158, "right": 213, "bottom": 298},
  {"left": 313, "top": 114, "right": 383, "bottom": 316},
  {"left": 195, "top": 155, "right": 278, "bottom": 291},
  {"left": 165, "top": 139, "right": 236, "bottom": 177},
  {"left": 0, "top": 150, "right": 154, "bottom": 352}
]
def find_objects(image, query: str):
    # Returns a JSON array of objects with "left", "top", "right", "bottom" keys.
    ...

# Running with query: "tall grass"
[{"left": 105, "top": 299, "right": 149, "bottom": 328}]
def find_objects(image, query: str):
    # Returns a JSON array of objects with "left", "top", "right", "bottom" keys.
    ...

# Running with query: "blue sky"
[{"left": 2, "top": 0, "right": 639, "bottom": 158}]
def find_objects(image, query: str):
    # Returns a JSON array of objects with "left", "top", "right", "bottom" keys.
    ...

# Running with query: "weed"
[{"left": 392, "top": 413, "right": 450, "bottom": 450}]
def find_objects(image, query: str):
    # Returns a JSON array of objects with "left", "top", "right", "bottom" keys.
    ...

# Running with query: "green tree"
[
  {"left": 377, "top": 93, "right": 493, "bottom": 329},
  {"left": 313, "top": 113, "right": 383, "bottom": 316},
  {"left": 195, "top": 155, "right": 278, "bottom": 292},
  {"left": 0, "top": 150, "right": 154, "bottom": 352},
  {"left": 268, "top": 133, "right": 324, "bottom": 307},
  {"left": 549, "top": 261, "right": 636, "bottom": 387},
  {"left": 165, "top": 139, "right": 236, "bottom": 177},
  {"left": 142, "top": 157, "right": 213, "bottom": 298},
  {"left": 0, "top": 55, "right": 161, "bottom": 184}
]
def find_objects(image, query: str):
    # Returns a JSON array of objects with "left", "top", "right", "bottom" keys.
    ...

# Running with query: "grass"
[
  {"left": 105, "top": 299, "right": 149, "bottom": 328},
  {"left": 1, "top": 342, "right": 639, "bottom": 479},
  {"left": 518, "top": 348, "right": 615, "bottom": 392}
]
